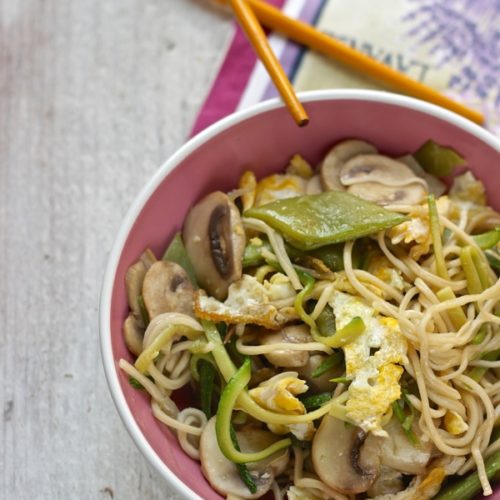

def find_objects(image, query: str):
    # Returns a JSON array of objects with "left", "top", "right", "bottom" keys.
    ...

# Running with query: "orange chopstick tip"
[
  {"left": 298, "top": 116, "right": 309, "bottom": 127},
  {"left": 230, "top": 0, "right": 308, "bottom": 127}
]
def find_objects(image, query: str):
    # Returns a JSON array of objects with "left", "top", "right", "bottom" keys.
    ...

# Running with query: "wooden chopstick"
[
  {"left": 229, "top": 0, "right": 309, "bottom": 127},
  {"left": 219, "top": 0, "right": 484, "bottom": 125}
]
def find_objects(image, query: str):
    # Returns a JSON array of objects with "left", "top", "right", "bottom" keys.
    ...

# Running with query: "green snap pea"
[
  {"left": 244, "top": 191, "right": 407, "bottom": 251},
  {"left": 414, "top": 139, "right": 466, "bottom": 177}
]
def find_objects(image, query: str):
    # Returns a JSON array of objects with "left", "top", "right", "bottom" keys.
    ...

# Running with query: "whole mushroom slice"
[
  {"left": 312, "top": 415, "right": 381, "bottom": 494},
  {"left": 200, "top": 417, "right": 288, "bottom": 499},
  {"left": 123, "top": 314, "right": 144, "bottom": 356},
  {"left": 348, "top": 181, "right": 427, "bottom": 206},
  {"left": 183, "top": 191, "right": 246, "bottom": 301},
  {"left": 125, "top": 249, "right": 158, "bottom": 323},
  {"left": 320, "top": 140, "right": 378, "bottom": 191},
  {"left": 142, "top": 261, "right": 195, "bottom": 319},
  {"left": 340, "top": 154, "right": 428, "bottom": 188},
  {"left": 260, "top": 324, "right": 312, "bottom": 368},
  {"left": 398, "top": 154, "right": 446, "bottom": 197}
]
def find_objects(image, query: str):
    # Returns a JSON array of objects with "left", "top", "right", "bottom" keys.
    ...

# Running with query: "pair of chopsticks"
[{"left": 221, "top": 0, "right": 484, "bottom": 126}]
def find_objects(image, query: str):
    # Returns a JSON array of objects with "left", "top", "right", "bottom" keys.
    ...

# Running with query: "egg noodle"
[{"left": 119, "top": 141, "right": 499, "bottom": 500}]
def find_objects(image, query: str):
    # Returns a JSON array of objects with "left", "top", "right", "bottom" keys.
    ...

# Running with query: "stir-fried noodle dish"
[{"left": 120, "top": 139, "right": 500, "bottom": 500}]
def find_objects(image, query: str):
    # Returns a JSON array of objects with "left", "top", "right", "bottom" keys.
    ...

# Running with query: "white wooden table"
[{"left": 0, "top": 1, "right": 232, "bottom": 498}]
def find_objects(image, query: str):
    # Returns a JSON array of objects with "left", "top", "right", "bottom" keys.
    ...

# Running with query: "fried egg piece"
[
  {"left": 329, "top": 292, "right": 408, "bottom": 436},
  {"left": 387, "top": 196, "right": 451, "bottom": 260},
  {"left": 194, "top": 274, "right": 296, "bottom": 328},
  {"left": 250, "top": 372, "right": 315, "bottom": 441},
  {"left": 444, "top": 410, "right": 469, "bottom": 435},
  {"left": 368, "top": 255, "right": 405, "bottom": 293},
  {"left": 254, "top": 174, "right": 307, "bottom": 207}
]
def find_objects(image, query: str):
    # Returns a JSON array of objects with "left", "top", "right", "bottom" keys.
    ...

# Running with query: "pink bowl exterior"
[{"left": 100, "top": 90, "right": 500, "bottom": 500}]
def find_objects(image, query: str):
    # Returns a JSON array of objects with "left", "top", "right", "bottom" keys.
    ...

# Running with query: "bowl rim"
[{"left": 99, "top": 88, "right": 500, "bottom": 500}]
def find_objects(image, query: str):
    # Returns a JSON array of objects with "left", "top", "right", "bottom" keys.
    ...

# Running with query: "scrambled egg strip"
[{"left": 329, "top": 291, "right": 408, "bottom": 435}]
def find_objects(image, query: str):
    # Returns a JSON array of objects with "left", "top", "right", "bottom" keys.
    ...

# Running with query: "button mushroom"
[
  {"left": 320, "top": 140, "right": 378, "bottom": 191},
  {"left": 339, "top": 154, "right": 428, "bottom": 205},
  {"left": 123, "top": 314, "right": 144, "bottom": 356},
  {"left": 142, "top": 261, "right": 195, "bottom": 319},
  {"left": 123, "top": 249, "right": 158, "bottom": 355},
  {"left": 200, "top": 417, "right": 289, "bottom": 499},
  {"left": 183, "top": 191, "right": 246, "bottom": 301},
  {"left": 347, "top": 181, "right": 427, "bottom": 206},
  {"left": 398, "top": 154, "right": 446, "bottom": 197},
  {"left": 312, "top": 415, "right": 381, "bottom": 494},
  {"left": 259, "top": 325, "right": 312, "bottom": 368},
  {"left": 125, "top": 249, "right": 157, "bottom": 325}
]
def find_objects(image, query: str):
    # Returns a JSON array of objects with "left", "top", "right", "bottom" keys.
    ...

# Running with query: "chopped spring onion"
[
  {"left": 467, "top": 349, "right": 500, "bottom": 382},
  {"left": 472, "top": 228, "right": 500, "bottom": 250},
  {"left": 199, "top": 359, "right": 217, "bottom": 419},
  {"left": 312, "top": 351, "right": 343, "bottom": 378},
  {"left": 392, "top": 390, "right": 418, "bottom": 445},
  {"left": 300, "top": 393, "right": 332, "bottom": 411},
  {"left": 433, "top": 451, "right": 500, "bottom": 500}
]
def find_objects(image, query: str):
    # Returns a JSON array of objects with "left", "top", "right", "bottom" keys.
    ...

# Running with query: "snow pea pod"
[
  {"left": 244, "top": 191, "right": 407, "bottom": 251},
  {"left": 414, "top": 139, "right": 466, "bottom": 177}
]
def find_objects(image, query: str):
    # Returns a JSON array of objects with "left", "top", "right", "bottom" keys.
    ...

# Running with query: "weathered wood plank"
[{"left": 0, "top": 1, "right": 232, "bottom": 498}]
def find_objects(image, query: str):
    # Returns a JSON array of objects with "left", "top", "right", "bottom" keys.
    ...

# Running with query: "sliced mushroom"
[
  {"left": 260, "top": 325, "right": 312, "bottom": 368},
  {"left": 139, "top": 248, "right": 157, "bottom": 269},
  {"left": 379, "top": 418, "right": 433, "bottom": 475},
  {"left": 398, "top": 154, "right": 446, "bottom": 197},
  {"left": 125, "top": 249, "right": 158, "bottom": 323},
  {"left": 306, "top": 175, "right": 323, "bottom": 195},
  {"left": 320, "top": 140, "right": 378, "bottom": 191},
  {"left": 238, "top": 427, "right": 290, "bottom": 476},
  {"left": 123, "top": 314, "right": 144, "bottom": 356},
  {"left": 367, "top": 465, "right": 404, "bottom": 497},
  {"left": 340, "top": 154, "right": 428, "bottom": 188},
  {"left": 347, "top": 181, "right": 427, "bottom": 206},
  {"left": 296, "top": 354, "right": 342, "bottom": 393},
  {"left": 312, "top": 415, "right": 381, "bottom": 494},
  {"left": 142, "top": 261, "right": 195, "bottom": 319},
  {"left": 183, "top": 191, "right": 246, "bottom": 301},
  {"left": 200, "top": 417, "right": 288, "bottom": 499}
]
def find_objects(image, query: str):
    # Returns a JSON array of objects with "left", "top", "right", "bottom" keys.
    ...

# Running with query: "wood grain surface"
[{"left": 0, "top": 1, "right": 232, "bottom": 498}]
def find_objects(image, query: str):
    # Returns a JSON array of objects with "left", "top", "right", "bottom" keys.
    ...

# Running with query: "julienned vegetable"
[
  {"left": 244, "top": 191, "right": 408, "bottom": 251},
  {"left": 215, "top": 358, "right": 292, "bottom": 464},
  {"left": 119, "top": 138, "right": 500, "bottom": 499}
]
